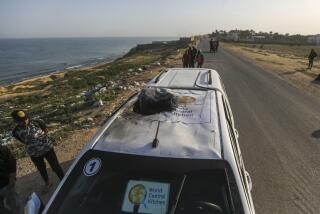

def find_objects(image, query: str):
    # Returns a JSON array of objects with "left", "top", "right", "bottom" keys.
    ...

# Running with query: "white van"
[{"left": 28, "top": 68, "right": 255, "bottom": 214}]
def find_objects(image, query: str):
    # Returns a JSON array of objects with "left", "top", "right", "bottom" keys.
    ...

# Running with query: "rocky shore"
[{"left": 0, "top": 38, "right": 192, "bottom": 157}]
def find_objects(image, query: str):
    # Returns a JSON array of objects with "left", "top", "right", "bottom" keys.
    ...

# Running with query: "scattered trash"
[
  {"left": 93, "top": 99, "right": 104, "bottom": 107},
  {"left": 99, "top": 87, "right": 107, "bottom": 93},
  {"left": 87, "top": 117, "right": 94, "bottom": 122},
  {"left": 134, "top": 81, "right": 140, "bottom": 86},
  {"left": 106, "top": 81, "right": 115, "bottom": 88}
]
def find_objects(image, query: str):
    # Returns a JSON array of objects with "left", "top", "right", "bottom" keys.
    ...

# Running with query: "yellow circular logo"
[
  {"left": 128, "top": 184, "right": 147, "bottom": 205},
  {"left": 177, "top": 96, "right": 196, "bottom": 104}
]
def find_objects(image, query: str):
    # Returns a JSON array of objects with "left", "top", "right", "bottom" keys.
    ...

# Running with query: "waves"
[{"left": 0, "top": 37, "right": 176, "bottom": 85}]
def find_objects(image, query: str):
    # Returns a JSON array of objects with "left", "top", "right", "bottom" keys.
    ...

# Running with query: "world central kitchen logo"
[
  {"left": 128, "top": 184, "right": 167, "bottom": 211},
  {"left": 122, "top": 180, "right": 169, "bottom": 213}
]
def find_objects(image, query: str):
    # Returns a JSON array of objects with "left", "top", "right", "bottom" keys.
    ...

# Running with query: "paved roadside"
[{"left": 199, "top": 38, "right": 320, "bottom": 214}]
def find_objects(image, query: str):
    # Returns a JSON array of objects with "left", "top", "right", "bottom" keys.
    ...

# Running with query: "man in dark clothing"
[
  {"left": 11, "top": 110, "right": 64, "bottom": 192},
  {"left": 209, "top": 39, "right": 214, "bottom": 52},
  {"left": 0, "top": 145, "right": 22, "bottom": 213},
  {"left": 187, "top": 47, "right": 193, "bottom": 67},
  {"left": 308, "top": 49, "right": 318, "bottom": 69},
  {"left": 190, "top": 46, "right": 198, "bottom": 68},
  {"left": 215, "top": 40, "right": 220, "bottom": 52},
  {"left": 182, "top": 50, "right": 190, "bottom": 68}
]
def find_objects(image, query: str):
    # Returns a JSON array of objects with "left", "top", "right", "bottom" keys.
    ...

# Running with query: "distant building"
[
  {"left": 307, "top": 35, "right": 320, "bottom": 45},
  {"left": 226, "top": 31, "right": 240, "bottom": 41},
  {"left": 252, "top": 35, "right": 266, "bottom": 40}
]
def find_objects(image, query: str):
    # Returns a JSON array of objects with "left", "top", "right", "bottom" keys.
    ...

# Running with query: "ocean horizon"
[{"left": 0, "top": 37, "right": 177, "bottom": 85}]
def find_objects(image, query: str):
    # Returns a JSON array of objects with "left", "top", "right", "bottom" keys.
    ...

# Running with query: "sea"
[{"left": 0, "top": 37, "right": 176, "bottom": 85}]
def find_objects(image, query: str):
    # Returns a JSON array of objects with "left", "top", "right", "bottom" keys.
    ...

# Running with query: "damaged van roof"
[{"left": 94, "top": 87, "right": 223, "bottom": 159}]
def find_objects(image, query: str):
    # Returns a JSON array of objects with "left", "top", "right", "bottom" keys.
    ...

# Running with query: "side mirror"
[
  {"left": 24, "top": 193, "right": 44, "bottom": 214},
  {"left": 245, "top": 171, "right": 253, "bottom": 192}
]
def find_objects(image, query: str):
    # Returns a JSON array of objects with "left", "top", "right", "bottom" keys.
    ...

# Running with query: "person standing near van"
[
  {"left": 182, "top": 50, "right": 190, "bottom": 68},
  {"left": 0, "top": 144, "right": 22, "bottom": 214},
  {"left": 11, "top": 110, "right": 64, "bottom": 192},
  {"left": 308, "top": 49, "right": 318, "bottom": 69},
  {"left": 196, "top": 50, "right": 204, "bottom": 68}
]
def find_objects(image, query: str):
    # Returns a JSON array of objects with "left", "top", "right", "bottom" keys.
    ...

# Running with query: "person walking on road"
[
  {"left": 190, "top": 46, "right": 198, "bottom": 68},
  {"left": 308, "top": 49, "right": 318, "bottom": 69},
  {"left": 182, "top": 50, "right": 190, "bottom": 68},
  {"left": 215, "top": 40, "right": 220, "bottom": 53},
  {"left": 196, "top": 50, "right": 204, "bottom": 68},
  {"left": 187, "top": 47, "right": 193, "bottom": 68},
  {"left": 11, "top": 110, "right": 64, "bottom": 192},
  {"left": 0, "top": 144, "right": 22, "bottom": 214},
  {"left": 209, "top": 39, "right": 214, "bottom": 53}
]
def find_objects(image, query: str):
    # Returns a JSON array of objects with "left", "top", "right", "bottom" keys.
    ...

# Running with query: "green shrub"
[
  {"left": 69, "top": 78, "right": 88, "bottom": 89},
  {"left": 84, "top": 74, "right": 105, "bottom": 86}
]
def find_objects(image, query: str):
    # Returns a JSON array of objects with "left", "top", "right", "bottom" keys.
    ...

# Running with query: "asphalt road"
[{"left": 198, "top": 39, "right": 320, "bottom": 214}]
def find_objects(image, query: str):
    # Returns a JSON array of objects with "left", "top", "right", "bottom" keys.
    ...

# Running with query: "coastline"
[
  {"left": 0, "top": 37, "right": 178, "bottom": 86},
  {"left": 0, "top": 38, "right": 192, "bottom": 150},
  {"left": 0, "top": 53, "right": 123, "bottom": 87}
]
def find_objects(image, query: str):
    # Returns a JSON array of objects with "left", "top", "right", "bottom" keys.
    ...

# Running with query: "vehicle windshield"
[{"left": 46, "top": 151, "right": 244, "bottom": 214}]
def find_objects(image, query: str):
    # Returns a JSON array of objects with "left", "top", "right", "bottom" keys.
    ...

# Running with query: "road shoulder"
[{"left": 223, "top": 43, "right": 320, "bottom": 98}]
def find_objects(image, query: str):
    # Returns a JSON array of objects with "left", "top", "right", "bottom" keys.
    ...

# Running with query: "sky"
[{"left": 0, "top": 0, "right": 320, "bottom": 38}]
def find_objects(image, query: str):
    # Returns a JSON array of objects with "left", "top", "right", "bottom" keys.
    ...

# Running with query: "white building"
[
  {"left": 227, "top": 31, "right": 240, "bottom": 41},
  {"left": 307, "top": 35, "right": 320, "bottom": 45}
]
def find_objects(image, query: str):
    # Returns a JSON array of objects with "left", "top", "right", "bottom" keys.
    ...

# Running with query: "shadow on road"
[
  {"left": 16, "top": 159, "right": 74, "bottom": 205},
  {"left": 311, "top": 130, "right": 320, "bottom": 139}
]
